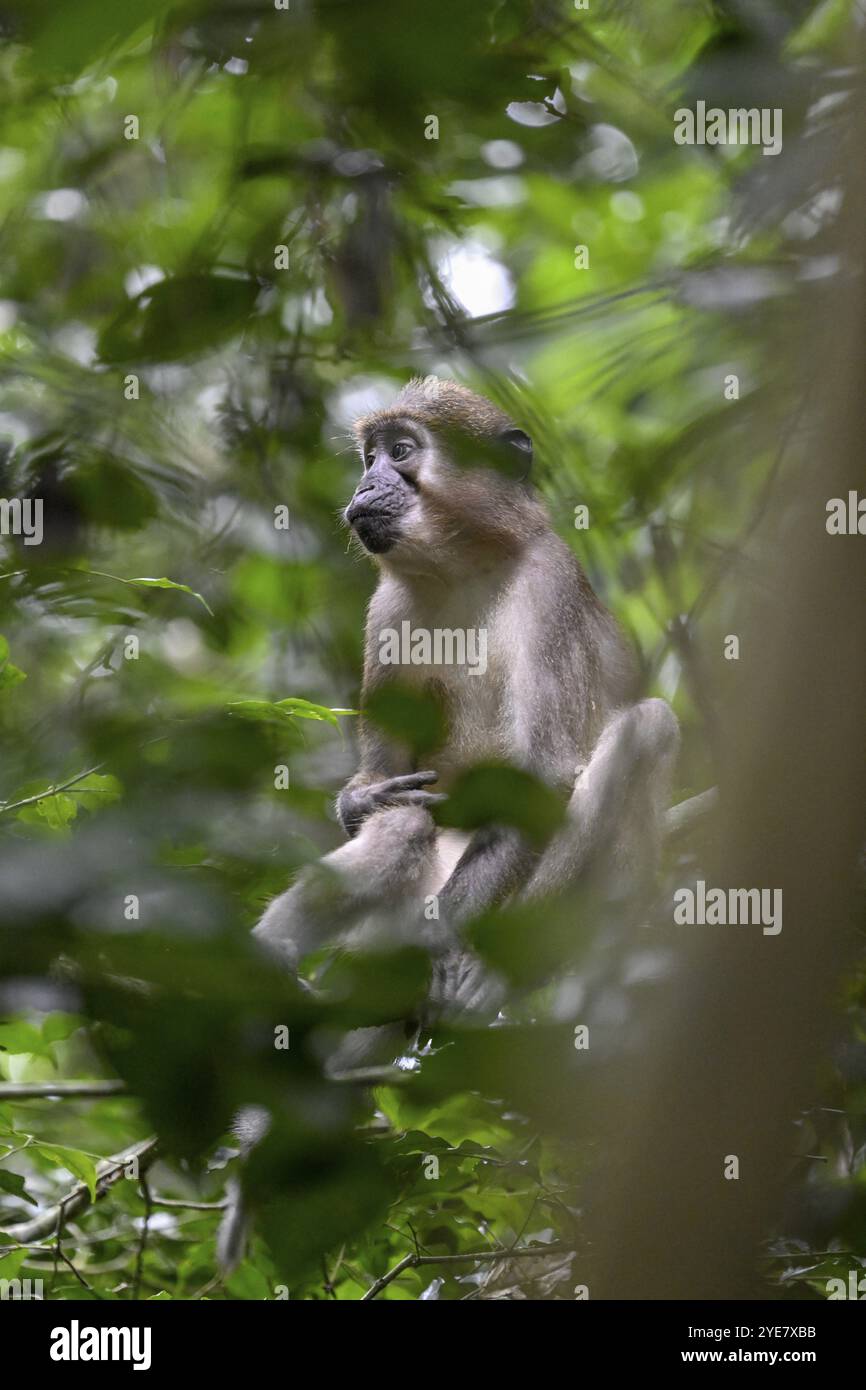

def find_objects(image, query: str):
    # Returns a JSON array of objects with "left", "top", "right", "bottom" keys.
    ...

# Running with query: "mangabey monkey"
[
  {"left": 222, "top": 378, "right": 678, "bottom": 1266},
  {"left": 254, "top": 376, "right": 679, "bottom": 1027}
]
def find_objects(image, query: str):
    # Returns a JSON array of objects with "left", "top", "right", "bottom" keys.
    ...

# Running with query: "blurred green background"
[{"left": 0, "top": 0, "right": 864, "bottom": 1300}]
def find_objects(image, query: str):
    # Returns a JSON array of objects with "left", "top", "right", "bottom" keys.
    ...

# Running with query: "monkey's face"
[
  {"left": 345, "top": 422, "right": 424, "bottom": 555},
  {"left": 346, "top": 411, "right": 534, "bottom": 564}
]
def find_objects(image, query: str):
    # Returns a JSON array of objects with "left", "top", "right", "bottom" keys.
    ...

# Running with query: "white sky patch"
[
  {"left": 0, "top": 148, "right": 26, "bottom": 180},
  {"left": 60, "top": 74, "right": 117, "bottom": 101},
  {"left": 33, "top": 188, "right": 87, "bottom": 221},
  {"left": 224, "top": 56, "right": 248, "bottom": 74},
  {"left": 132, "top": 1211, "right": 178, "bottom": 1236},
  {"left": 195, "top": 383, "right": 226, "bottom": 419},
  {"left": 568, "top": 61, "right": 596, "bottom": 95},
  {"left": 431, "top": 240, "right": 515, "bottom": 318},
  {"left": 506, "top": 100, "right": 560, "bottom": 127},
  {"left": 146, "top": 364, "right": 189, "bottom": 394},
  {"left": 578, "top": 123, "right": 639, "bottom": 182},
  {"left": 53, "top": 323, "right": 97, "bottom": 366},
  {"left": 160, "top": 618, "right": 206, "bottom": 671},
  {"left": 448, "top": 176, "right": 525, "bottom": 208},
  {"left": 124, "top": 265, "right": 165, "bottom": 297},
  {"left": 481, "top": 139, "right": 524, "bottom": 169},
  {"left": 610, "top": 190, "right": 645, "bottom": 222},
  {"left": 0, "top": 413, "right": 31, "bottom": 448},
  {"left": 330, "top": 377, "right": 396, "bottom": 434},
  {"left": 281, "top": 289, "right": 333, "bottom": 331}
]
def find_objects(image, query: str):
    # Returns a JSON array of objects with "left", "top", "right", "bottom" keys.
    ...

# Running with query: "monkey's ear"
[{"left": 500, "top": 427, "right": 533, "bottom": 476}]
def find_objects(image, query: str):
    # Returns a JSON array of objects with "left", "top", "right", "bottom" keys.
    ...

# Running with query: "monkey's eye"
[{"left": 390, "top": 440, "right": 413, "bottom": 462}]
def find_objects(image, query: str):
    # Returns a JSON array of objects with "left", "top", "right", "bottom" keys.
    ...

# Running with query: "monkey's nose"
[{"left": 346, "top": 487, "right": 376, "bottom": 522}]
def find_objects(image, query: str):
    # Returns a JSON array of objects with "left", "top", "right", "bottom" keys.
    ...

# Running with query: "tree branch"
[
  {"left": 664, "top": 786, "right": 718, "bottom": 838},
  {"left": 360, "top": 1242, "right": 568, "bottom": 1301},
  {"left": 0, "top": 1081, "right": 126, "bottom": 1100},
  {"left": 0, "top": 763, "right": 106, "bottom": 816},
  {"left": 0, "top": 1136, "right": 158, "bottom": 1245}
]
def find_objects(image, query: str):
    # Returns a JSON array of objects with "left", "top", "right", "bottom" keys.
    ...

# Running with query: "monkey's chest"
[{"left": 419, "top": 665, "right": 509, "bottom": 782}]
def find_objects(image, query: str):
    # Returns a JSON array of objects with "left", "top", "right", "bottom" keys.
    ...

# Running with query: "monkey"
[
  {"left": 221, "top": 376, "right": 679, "bottom": 1270},
  {"left": 253, "top": 376, "right": 679, "bottom": 1024}
]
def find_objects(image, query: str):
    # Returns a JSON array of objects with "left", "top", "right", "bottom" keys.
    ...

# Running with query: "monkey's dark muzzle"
[{"left": 345, "top": 500, "right": 400, "bottom": 554}]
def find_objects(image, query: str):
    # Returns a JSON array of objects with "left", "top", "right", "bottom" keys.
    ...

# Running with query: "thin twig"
[
  {"left": 0, "top": 1081, "right": 126, "bottom": 1100},
  {"left": 55, "top": 1245, "right": 101, "bottom": 1298},
  {"left": 133, "top": 1175, "right": 152, "bottom": 1300},
  {"left": 360, "top": 1243, "right": 568, "bottom": 1301},
  {"left": 321, "top": 1255, "right": 338, "bottom": 1300},
  {"left": 149, "top": 1197, "right": 228, "bottom": 1212},
  {"left": 326, "top": 1065, "right": 413, "bottom": 1086},
  {"left": 0, "top": 763, "right": 106, "bottom": 816}
]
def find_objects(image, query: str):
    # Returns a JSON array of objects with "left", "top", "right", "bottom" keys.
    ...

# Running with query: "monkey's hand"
[{"left": 337, "top": 771, "right": 446, "bottom": 838}]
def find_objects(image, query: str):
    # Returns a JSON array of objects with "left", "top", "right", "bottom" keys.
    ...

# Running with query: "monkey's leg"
[
  {"left": 426, "top": 826, "right": 537, "bottom": 1019},
  {"left": 521, "top": 697, "right": 679, "bottom": 901},
  {"left": 253, "top": 804, "right": 438, "bottom": 972},
  {"left": 425, "top": 701, "right": 679, "bottom": 1018}
]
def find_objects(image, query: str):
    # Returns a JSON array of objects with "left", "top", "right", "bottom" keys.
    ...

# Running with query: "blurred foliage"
[{"left": 0, "top": 0, "right": 864, "bottom": 1300}]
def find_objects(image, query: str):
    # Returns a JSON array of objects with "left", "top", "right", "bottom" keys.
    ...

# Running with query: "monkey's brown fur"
[{"left": 353, "top": 375, "right": 517, "bottom": 444}]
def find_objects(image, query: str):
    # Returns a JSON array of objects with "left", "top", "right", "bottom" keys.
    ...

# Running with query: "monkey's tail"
[{"left": 215, "top": 1104, "right": 271, "bottom": 1276}]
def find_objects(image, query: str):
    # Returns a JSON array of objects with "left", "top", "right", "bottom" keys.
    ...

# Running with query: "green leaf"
[
  {"left": 123, "top": 576, "right": 214, "bottom": 616},
  {"left": 80, "top": 569, "right": 214, "bottom": 615},
  {"left": 365, "top": 683, "right": 447, "bottom": 758},
  {"left": 99, "top": 272, "right": 260, "bottom": 364},
  {"left": 41, "top": 1013, "right": 84, "bottom": 1046},
  {"left": 437, "top": 764, "right": 565, "bottom": 849},
  {"left": 33, "top": 793, "right": 78, "bottom": 830},
  {"left": 228, "top": 698, "right": 354, "bottom": 729},
  {"left": 0, "top": 1021, "right": 47, "bottom": 1057},
  {"left": 70, "top": 458, "right": 159, "bottom": 531},
  {"left": 0, "top": 1169, "right": 37, "bottom": 1206},
  {"left": 68, "top": 774, "right": 123, "bottom": 811},
  {"left": 0, "top": 634, "right": 26, "bottom": 693},
  {"left": 35, "top": 1145, "right": 98, "bottom": 1201},
  {"left": 786, "top": 0, "right": 852, "bottom": 56},
  {"left": 0, "top": 1251, "right": 26, "bottom": 1278},
  {"left": 226, "top": 1263, "right": 274, "bottom": 1300}
]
